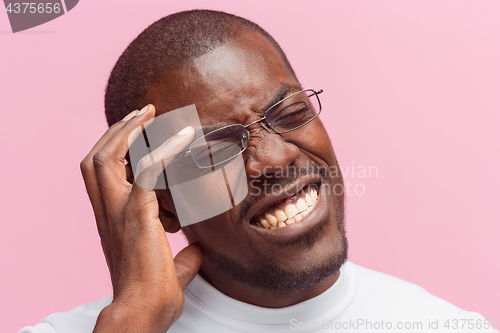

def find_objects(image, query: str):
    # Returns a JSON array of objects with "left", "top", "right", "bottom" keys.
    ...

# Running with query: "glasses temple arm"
[{"left": 308, "top": 89, "right": 323, "bottom": 97}]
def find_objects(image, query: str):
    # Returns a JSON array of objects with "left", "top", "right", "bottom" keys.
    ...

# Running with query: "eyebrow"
[
  {"left": 197, "top": 83, "right": 303, "bottom": 137},
  {"left": 264, "top": 83, "right": 303, "bottom": 112},
  {"left": 195, "top": 125, "right": 222, "bottom": 138}
]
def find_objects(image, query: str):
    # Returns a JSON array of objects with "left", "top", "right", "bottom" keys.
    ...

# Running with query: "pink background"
[{"left": 1, "top": 1, "right": 499, "bottom": 331}]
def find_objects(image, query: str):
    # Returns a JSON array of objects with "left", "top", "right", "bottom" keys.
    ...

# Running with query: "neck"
[{"left": 198, "top": 265, "right": 340, "bottom": 308}]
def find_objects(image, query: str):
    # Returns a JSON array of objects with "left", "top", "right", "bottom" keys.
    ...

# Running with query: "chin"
[
  {"left": 202, "top": 203, "right": 348, "bottom": 292},
  {"left": 188, "top": 172, "right": 348, "bottom": 292}
]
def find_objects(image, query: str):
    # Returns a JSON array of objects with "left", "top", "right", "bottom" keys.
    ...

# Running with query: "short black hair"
[{"left": 104, "top": 9, "right": 297, "bottom": 127}]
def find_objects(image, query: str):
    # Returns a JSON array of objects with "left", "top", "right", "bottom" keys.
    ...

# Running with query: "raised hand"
[{"left": 80, "top": 105, "right": 204, "bottom": 332}]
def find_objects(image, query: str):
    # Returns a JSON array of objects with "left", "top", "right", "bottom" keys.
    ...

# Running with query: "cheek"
[
  {"left": 290, "top": 121, "right": 336, "bottom": 165},
  {"left": 182, "top": 211, "right": 247, "bottom": 252}
]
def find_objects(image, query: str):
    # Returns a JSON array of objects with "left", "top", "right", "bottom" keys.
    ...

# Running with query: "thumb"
[
  {"left": 174, "top": 243, "right": 204, "bottom": 290},
  {"left": 134, "top": 126, "right": 195, "bottom": 190}
]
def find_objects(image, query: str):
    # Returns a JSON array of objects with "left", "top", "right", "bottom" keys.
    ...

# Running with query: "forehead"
[{"left": 147, "top": 31, "right": 300, "bottom": 126}]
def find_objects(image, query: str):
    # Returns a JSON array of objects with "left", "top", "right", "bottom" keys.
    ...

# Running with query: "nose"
[{"left": 245, "top": 127, "right": 300, "bottom": 178}]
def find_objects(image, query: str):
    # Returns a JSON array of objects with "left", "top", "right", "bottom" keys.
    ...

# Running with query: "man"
[{"left": 20, "top": 10, "right": 497, "bottom": 333}]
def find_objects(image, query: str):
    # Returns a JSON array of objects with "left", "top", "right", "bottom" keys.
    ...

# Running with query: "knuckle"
[
  {"left": 80, "top": 159, "right": 89, "bottom": 174},
  {"left": 92, "top": 150, "right": 110, "bottom": 170},
  {"left": 80, "top": 154, "right": 94, "bottom": 175}
]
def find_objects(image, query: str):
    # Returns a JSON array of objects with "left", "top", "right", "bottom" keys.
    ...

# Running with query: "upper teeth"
[{"left": 257, "top": 186, "right": 318, "bottom": 229}]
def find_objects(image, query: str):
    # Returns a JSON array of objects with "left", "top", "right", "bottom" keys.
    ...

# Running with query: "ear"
[{"left": 155, "top": 188, "right": 182, "bottom": 233}]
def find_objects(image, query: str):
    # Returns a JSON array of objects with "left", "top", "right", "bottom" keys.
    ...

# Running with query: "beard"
[
  {"left": 198, "top": 184, "right": 348, "bottom": 292},
  {"left": 191, "top": 159, "right": 348, "bottom": 292},
  {"left": 202, "top": 225, "right": 347, "bottom": 292}
]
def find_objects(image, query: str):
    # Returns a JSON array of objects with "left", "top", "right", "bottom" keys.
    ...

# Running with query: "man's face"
[{"left": 149, "top": 30, "right": 347, "bottom": 292}]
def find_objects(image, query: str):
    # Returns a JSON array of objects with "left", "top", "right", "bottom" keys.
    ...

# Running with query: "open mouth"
[{"left": 251, "top": 184, "right": 319, "bottom": 229}]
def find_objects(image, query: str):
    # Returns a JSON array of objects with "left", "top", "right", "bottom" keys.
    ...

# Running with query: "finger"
[
  {"left": 135, "top": 126, "right": 195, "bottom": 190},
  {"left": 173, "top": 243, "right": 204, "bottom": 290},
  {"left": 92, "top": 105, "right": 156, "bottom": 209},
  {"left": 81, "top": 110, "right": 138, "bottom": 223}
]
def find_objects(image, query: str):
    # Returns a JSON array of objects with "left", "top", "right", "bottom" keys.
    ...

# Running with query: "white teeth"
[
  {"left": 256, "top": 184, "right": 319, "bottom": 229},
  {"left": 311, "top": 187, "right": 317, "bottom": 201},
  {"left": 275, "top": 210, "right": 287, "bottom": 222},
  {"left": 305, "top": 193, "right": 313, "bottom": 206},
  {"left": 265, "top": 213, "right": 278, "bottom": 227},
  {"left": 296, "top": 198, "right": 308, "bottom": 212},
  {"left": 260, "top": 218, "right": 271, "bottom": 229},
  {"left": 284, "top": 204, "right": 299, "bottom": 218}
]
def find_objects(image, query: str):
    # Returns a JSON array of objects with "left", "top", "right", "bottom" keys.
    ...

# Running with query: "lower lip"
[{"left": 250, "top": 184, "right": 327, "bottom": 239}]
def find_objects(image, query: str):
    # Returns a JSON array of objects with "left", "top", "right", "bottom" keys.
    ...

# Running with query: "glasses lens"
[
  {"left": 265, "top": 89, "right": 321, "bottom": 133},
  {"left": 190, "top": 125, "right": 248, "bottom": 168}
]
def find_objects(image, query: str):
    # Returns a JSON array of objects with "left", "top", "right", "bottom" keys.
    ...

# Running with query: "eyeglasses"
[{"left": 179, "top": 88, "right": 323, "bottom": 169}]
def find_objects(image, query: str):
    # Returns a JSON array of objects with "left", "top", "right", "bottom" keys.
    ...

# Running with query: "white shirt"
[{"left": 19, "top": 261, "right": 498, "bottom": 332}]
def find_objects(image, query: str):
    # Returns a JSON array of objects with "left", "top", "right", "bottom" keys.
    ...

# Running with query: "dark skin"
[{"left": 82, "top": 30, "right": 346, "bottom": 332}]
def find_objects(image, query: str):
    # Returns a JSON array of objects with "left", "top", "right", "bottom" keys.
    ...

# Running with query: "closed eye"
[{"left": 270, "top": 102, "right": 313, "bottom": 126}]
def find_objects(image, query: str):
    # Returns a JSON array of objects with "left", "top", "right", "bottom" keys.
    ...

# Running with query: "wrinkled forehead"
[{"left": 145, "top": 31, "right": 298, "bottom": 121}]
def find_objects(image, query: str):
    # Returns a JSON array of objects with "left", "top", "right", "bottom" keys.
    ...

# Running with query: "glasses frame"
[{"left": 180, "top": 88, "right": 324, "bottom": 169}]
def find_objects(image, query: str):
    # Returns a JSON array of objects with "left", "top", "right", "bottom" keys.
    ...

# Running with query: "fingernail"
[
  {"left": 137, "top": 105, "right": 150, "bottom": 116},
  {"left": 178, "top": 126, "right": 193, "bottom": 136},
  {"left": 122, "top": 110, "right": 137, "bottom": 121}
]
